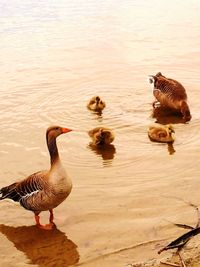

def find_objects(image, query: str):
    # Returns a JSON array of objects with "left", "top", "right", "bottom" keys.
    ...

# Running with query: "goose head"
[
  {"left": 148, "top": 75, "right": 158, "bottom": 91},
  {"left": 46, "top": 126, "right": 72, "bottom": 141},
  {"left": 148, "top": 72, "right": 166, "bottom": 88}
]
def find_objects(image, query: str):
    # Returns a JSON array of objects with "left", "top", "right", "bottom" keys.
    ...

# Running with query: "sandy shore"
[{"left": 76, "top": 235, "right": 200, "bottom": 267}]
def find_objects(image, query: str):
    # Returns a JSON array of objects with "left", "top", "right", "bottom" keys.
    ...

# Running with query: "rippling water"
[{"left": 1, "top": 0, "right": 200, "bottom": 266}]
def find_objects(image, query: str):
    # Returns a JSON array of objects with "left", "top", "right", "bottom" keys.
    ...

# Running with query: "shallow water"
[{"left": 1, "top": 0, "right": 200, "bottom": 266}]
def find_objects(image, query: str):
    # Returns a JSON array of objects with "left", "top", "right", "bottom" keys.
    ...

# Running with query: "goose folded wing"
[
  {"left": 18, "top": 171, "right": 47, "bottom": 195},
  {"left": 9, "top": 171, "right": 47, "bottom": 203},
  {"left": 0, "top": 171, "right": 48, "bottom": 205}
]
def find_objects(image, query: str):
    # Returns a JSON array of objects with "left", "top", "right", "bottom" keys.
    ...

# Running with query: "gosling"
[
  {"left": 87, "top": 96, "right": 106, "bottom": 112},
  {"left": 148, "top": 72, "right": 191, "bottom": 121},
  {"left": 148, "top": 124, "right": 175, "bottom": 143},
  {"left": 88, "top": 127, "right": 115, "bottom": 146}
]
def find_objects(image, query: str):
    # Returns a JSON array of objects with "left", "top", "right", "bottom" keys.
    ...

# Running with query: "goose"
[
  {"left": 87, "top": 96, "right": 106, "bottom": 112},
  {"left": 0, "top": 126, "right": 73, "bottom": 230},
  {"left": 88, "top": 127, "right": 115, "bottom": 146},
  {"left": 148, "top": 124, "right": 175, "bottom": 143},
  {"left": 148, "top": 72, "right": 191, "bottom": 121}
]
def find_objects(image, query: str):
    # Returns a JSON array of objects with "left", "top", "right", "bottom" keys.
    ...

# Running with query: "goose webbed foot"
[
  {"left": 34, "top": 210, "right": 56, "bottom": 230},
  {"left": 37, "top": 222, "right": 56, "bottom": 230}
]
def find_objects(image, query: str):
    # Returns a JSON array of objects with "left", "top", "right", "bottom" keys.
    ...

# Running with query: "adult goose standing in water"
[
  {"left": 0, "top": 126, "right": 73, "bottom": 230},
  {"left": 148, "top": 72, "right": 191, "bottom": 121}
]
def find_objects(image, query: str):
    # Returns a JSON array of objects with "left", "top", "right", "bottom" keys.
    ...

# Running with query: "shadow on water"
[
  {"left": 0, "top": 224, "right": 79, "bottom": 267},
  {"left": 88, "top": 143, "right": 116, "bottom": 163},
  {"left": 152, "top": 107, "right": 187, "bottom": 125}
]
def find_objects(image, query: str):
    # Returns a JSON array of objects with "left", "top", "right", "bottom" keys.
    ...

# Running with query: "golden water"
[{"left": 0, "top": 0, "right": 200, "bottom": 266}]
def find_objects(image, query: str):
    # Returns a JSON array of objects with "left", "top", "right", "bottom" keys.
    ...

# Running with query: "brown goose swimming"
[
  {"left": 148, "top": 72, "right": 191, "bottom": 121},
  {"left": 87, "top": 96, "right": 106, "bottom": 112},
  {"left": 88, "top": 127, "right": 115, "bottom": 146},
  {"left": 148, "top": 124, "right": 175, "bottom": 143},
  {"left": 0, "top": 126, "right": 73, "bottom": 230}
]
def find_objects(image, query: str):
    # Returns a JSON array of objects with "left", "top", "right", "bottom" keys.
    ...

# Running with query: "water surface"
[{"left": 0, "top": 0, "right": 200, "bottom": 266}]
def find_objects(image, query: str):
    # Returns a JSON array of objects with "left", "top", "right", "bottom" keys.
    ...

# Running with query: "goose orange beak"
[{"left": 61, "top": 128, "right": 73, "bottom": 133}]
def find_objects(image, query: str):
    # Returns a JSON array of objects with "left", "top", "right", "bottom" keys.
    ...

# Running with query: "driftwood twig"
[
  {"left": 160, "top": 261, "right": 179, "bottom": 267},
  {"left": 158, "top": 203, "right": 200, "bottom": 267},
  {"left": 159, "top": 203, "right": 200, "bottom": 254},
  {"left": 177, "top": 251, "right": 187, "bottom": 267},
  {"left": 158, "top": 227, "right": 200, "bottom": 254},
  {"left": 169, "top": 222, "right": 194, "bottom": 230}
]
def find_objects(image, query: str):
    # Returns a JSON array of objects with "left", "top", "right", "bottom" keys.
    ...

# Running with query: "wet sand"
[{"left": 1, "top": 0, "right": 200, "bottom": 266}]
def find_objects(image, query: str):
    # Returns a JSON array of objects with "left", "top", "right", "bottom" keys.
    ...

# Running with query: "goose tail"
[
  {"left": 0, "top": 183, "right": 20, "bottom": 202},
  {"left": 181, "top": 100, "right": 191, "bottom": 122}
]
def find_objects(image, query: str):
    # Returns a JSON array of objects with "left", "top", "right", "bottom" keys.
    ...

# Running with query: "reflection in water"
[
  {"left": 88, "top": 143, "right": 116, "bottom": 164},
  {"left": 0, "top": 224, "right": 79, "bottom": 267},
  {"left": 149, "top": 139, "right": 176, "bottom": 156},
  {"left": 90, "top": 110, "right": 104, "bottom": 122},
  {"left": 152, "top": 107, "right": 187, "bottom": 125},
  {"left": 94, "top": 110, "right": 103, "bottom": 117},
  {"left": 167, "top": 142, "right": 176, "bottom": 155}
]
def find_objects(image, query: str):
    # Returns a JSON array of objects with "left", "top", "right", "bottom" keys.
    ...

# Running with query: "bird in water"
[
  {"left": 88, "top": 127, "right": 115, "bottom": 146},
  {"left": 0, "top": 126, "right": 73, "bottom": 230},
  {"left": 87, "top": 96, "right": 106, "bottom": 112},
  {"left": 148, "top": 124, "right": 175, "bottom": 143},
  {"left": 148, "top": 72, "right": 191, "bottom": 121}
]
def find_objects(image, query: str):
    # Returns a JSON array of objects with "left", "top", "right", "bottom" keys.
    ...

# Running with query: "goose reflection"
[
  {"left": 0, "top": 224, "right": 79, "bottom": 266},
  {"left": 152, "top": 106, "right": 187, "bottom": 124},
  {"left": 167, "top": 142, "right": 176, "bottom": 155},
  {"left": 88, "top": 143, "right": 116, "bottom": 162},
  {"left": 89, "top": 110, "right": 104, "bottom": 122}
]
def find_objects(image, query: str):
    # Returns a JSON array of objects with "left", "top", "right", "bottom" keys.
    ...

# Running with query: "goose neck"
[{"left": 47, "top": 137, "right": 59, "bottom": 166}]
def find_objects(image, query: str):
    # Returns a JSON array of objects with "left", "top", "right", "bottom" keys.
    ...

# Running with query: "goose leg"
[
  {"left": 49, "top": 209, "right": 54, "bottom": 224},
  {"left": 34, "top": 213, "right": 41, "bottom": 226},
  {"left": 34, "top": 212, "right": 55, "bottom": 230}
]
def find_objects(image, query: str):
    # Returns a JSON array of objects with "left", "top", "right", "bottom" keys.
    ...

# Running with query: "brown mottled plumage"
[
  {"left": 88, "top": 127, "right": 115, "bottom": 146},
  {"left": 87, "top": 96, "right": 106, "bottom": 112},
  {"left": 0, "top": 126, "right": 73, "bottom": 230},
  {"left": 148, "top": 124, "right": 175, "bottom": 143},
  {"left": 148, "top": 72, "right": 191, "bottom": 121}
]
